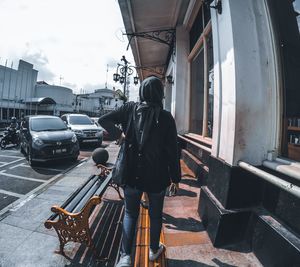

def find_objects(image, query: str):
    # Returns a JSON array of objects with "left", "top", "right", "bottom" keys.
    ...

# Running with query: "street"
[{"left": 0, "top": 142, "right": 110, "bottom": 217}]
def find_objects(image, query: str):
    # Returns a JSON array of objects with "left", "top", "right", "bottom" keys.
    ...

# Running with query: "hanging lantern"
[{"left": 113, "top": 73, "right": 120, "bottom": 82}]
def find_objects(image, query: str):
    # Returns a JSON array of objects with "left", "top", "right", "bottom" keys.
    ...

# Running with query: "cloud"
[
  {"left": 83, "top": 82, "right": 107, "bottom": 92},
  {"left": 0, "top": 0, "right": 137, "bottom": 94},
  {"left": 21, "top": 46, "right": 55, "bottom": 82},
  {"left": 62, "top": 81, "right": 77, "bottom": 90},
  {"left": 106, "top": 57, "right": 119, "bottom": 68}
]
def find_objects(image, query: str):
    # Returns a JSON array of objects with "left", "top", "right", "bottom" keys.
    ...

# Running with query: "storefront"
[{"left": 118, "top": 0, "right": 300, "bottom": 265}]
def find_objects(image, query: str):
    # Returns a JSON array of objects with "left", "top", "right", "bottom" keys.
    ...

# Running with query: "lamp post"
[{"left": 113, "top": 55, "right": 139, "bottom": 103}]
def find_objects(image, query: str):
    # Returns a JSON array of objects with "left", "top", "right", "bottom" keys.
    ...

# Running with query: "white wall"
[
  {"left": 35, "top": 85, "right": 73, "bottom": 106},
  {"left": 211, "top": 0, "right": 279, "bottom": 165},
  {"left": 174, "top": 25, "right": 190, "bottom": 134},
  {"left": 0, "top": 60, "right": 37, "bottom": 107}
]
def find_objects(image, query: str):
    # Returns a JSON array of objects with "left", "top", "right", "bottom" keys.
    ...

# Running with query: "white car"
[{"left": 61, "top": 114, "right": 103, "bottom": 146}]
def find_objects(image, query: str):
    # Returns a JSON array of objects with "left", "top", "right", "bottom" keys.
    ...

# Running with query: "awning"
[
  {"left": 23, "top": 97, "right": 56, "bottom": 105},
  {"left": 118, "top": 0, "right": 190, "bottom": 80}
]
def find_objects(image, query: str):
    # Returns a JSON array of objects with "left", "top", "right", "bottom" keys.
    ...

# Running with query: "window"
[
  {"left": 69, "top": 115, "right": 93, "bottom": 125},
  {"left": 190, "top": 48, "right": 204, "bottom": 134},
  {"left": 30, "top": 117, "right": 67, "bottom": 132},
  {"left": 188, "top": 4, "right": 214, "bottom": 138},
  {"left": 269, "top": 0, "right": 300, "bottom": 161}
]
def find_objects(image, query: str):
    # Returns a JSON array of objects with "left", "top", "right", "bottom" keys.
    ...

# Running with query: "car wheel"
[
  {"left": 0, "top": 139, "right": 6, "bottom": 149},
  {"left": 71, "top": 156, "right": 78, "bottom": 163}
]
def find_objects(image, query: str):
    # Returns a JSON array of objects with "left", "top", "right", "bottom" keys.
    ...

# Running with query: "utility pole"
[
  {"left": 6, "top": 61, "right": 13, "bottom": 122},
  {"left": 105, "top": 64, "right": 108, "bottom": 89}
]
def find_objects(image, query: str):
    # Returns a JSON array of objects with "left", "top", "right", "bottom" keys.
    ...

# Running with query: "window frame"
[{"left": 188, "top": 21, "right": 213, "bottom": 140}]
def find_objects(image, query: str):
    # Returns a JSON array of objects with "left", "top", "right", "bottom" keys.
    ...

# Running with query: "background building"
[
  {"left": 34, "top": 81, "right": 73, "bottom": 116},
  {"left": 0, "top": 60, "right": 123, "bottom": 124},
  {"left": 119, "top": 0, "right": 300, "bottom": 265},
  {"left": 78, "top": 88, "right": 123, "bottom": 116},
  {"left": 0, "top": 60, "right": 38, "bottom": 121}
]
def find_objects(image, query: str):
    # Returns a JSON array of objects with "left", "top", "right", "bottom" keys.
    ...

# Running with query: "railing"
[
  {"left": 262, "top": 157, "right": 300, "bottom": 181},
  {"left": 238, "top": 161, "right": 300, "bottom": 199}
]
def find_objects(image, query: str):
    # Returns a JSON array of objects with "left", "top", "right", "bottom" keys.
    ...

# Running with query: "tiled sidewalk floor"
[{"left": 0, "top": 144, "right": 262, "bottom": 267}]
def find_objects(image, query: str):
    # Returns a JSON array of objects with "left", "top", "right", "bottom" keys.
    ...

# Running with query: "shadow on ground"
[
  {"left": 179, "top": 177, "right": 201, "bottom": 188},
  {"left": 167, "top": 258, "right": 238, "bottom": 267},
  {"left": 63, "top": 199, "right": 124, "bottom": 267},
  {"left": 175, "top": 187, "right": 198, "bottom": 198},
  {"left": 167, "top": 259, "right": 214, "bottom": 267},
  {"left": 163, "top": 212, "right": 205, "bottom": 232}
]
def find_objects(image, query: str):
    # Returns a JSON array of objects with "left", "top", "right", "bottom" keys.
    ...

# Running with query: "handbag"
[{"left": 111, "top": 107, "right": 134, "bottom": 186}]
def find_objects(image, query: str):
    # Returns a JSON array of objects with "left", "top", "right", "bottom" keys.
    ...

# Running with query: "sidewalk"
[
  {"left": 0, "top": 144, "right": 262, "bottom": 267},
  {"left": 0, "top": 154, "right": 100, "bottom": 266},
  {"left": 163, "top": 161, "right": 262, "bottom": 266}
]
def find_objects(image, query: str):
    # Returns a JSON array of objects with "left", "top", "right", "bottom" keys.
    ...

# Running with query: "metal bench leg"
[
  {"left": 109, "top": 182, "right": 124, "bottom": 200},
  {"left": 44, "top": 196, "right": 102, "bottom": 257}
]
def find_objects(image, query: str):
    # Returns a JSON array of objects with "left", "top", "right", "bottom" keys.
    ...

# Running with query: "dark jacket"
[{"left": 98, "top": 101, "right": 181, "bottom": 193}]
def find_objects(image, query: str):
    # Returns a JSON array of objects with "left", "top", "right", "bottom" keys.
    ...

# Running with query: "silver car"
[{"left": 61, "top": 114, "right": 103, "bottom": 146}]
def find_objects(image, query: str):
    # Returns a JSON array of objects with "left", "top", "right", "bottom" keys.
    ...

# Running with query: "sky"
[{"left": 0, "top": 0, "right": 139, "bottom": 100}]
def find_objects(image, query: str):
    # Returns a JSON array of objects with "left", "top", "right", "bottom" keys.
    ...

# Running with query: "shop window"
[
  {"left": 9, "top": 109, "right": 14, "bottom": 119},
  {"left": 188, "top": 4, "right": 214, "bottom": 138},
  {"left": 190, "top": 48, "right": 204, "bottom": 134},
  {"left": 2, "top": 108, "right": 8, "bottom": 120},
  {"left": 269, "top": 0, "right": 300, "bottom": 161},
  {"left": 207, "top": 32, "right": 214, "bottom": 138},
  {"left": 189, "top": 8, "right": 203, "bottom": 51}
]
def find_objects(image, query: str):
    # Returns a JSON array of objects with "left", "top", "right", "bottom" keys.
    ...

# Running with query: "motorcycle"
[{"left": 0, "top": 128, "right": 20, "bottom": 149}]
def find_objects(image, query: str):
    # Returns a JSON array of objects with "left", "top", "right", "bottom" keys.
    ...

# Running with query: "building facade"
[
  {"left": 0, "top": 60, "right": 38, "bottom": 121},
  {"left": 118, "top": 0, "right": 300, "bottom": 265},
  {"left": 84, "top": 88, "right": 123, "bottom": 116},
  {"left": 0, "top": 60, "right": 123, "bottom": 122}
]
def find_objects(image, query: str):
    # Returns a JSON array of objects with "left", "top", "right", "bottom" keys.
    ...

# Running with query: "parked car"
[
  {"left": 90, "top": 117, "right": 109, "bottom": 140},
  {"left": 19, "top": 115, "right": 80, "bottom": 166},
  {"left": 61, "top": 114, "right": 103, "bottom": 145}
]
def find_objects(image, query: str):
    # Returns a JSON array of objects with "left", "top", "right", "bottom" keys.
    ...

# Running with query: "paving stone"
[
  {"left": 1, "top": 232, "right": 72, "bottom": 267},
  {"left": 54, "top": 175, "right": 88, "bottom": 187},
  {"left": 163, "top": 175, "right": 263, "bottom": 267},
  {"left": 36, "top": 187, "right": 73, "bottom": 202},
  {"left": 35, "top": 222, "right": 58, "bottom": 237},
  {"left": 1, "top": 214, "right": 42, "bottom": 231},
  {"left": 166, "top": 244, "right": 262, "bottom": 267},
  {"left": 9, "top": 198, "right": 54, "bottom": 223},
  {"left": 0, "top": 222, "right": 32, "bottom": 254}
]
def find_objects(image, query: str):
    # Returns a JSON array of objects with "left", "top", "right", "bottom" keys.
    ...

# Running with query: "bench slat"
[
  {"left": 64, "top": 175, "right": 100, "bottom": 212},
  {"left": 73, "top": 177, "right": 106, "bottom": 213},
  {"left": 72, "top": 173, "right": 112, "bottom": 213},
  {"left": 94, "top": 173, "right": 112, "bottom": 196}
]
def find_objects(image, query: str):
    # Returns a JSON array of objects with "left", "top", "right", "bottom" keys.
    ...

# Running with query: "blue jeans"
[{"left": 121, "top": 186, "right": 165, "bottom": 255}]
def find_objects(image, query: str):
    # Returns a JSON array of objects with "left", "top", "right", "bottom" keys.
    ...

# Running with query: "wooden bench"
[{"left": 44, "top": 163, "right": 121, "bottom": 258}]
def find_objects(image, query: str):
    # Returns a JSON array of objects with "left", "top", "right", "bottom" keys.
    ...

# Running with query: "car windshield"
[
  {"left": 30, "top": 117, "right": 68, "bottom": 132},
  {"left": 69, "top": 115, "right": 93, "bottom": 125}
]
